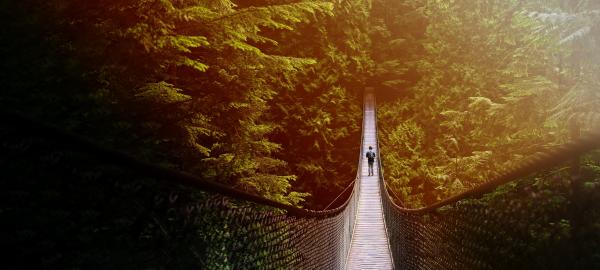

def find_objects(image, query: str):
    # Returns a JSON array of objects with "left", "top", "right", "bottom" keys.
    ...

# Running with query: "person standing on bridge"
[{"left": 366, "top": 146, "right": 376, "bottom": 176}]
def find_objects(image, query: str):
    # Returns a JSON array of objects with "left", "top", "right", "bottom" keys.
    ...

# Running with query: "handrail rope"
[
  {"left": 375, "top": 118, "right": 600, "bottom": 214},
  {"left": 392, "top": 133, "right": 600, "bottom": 214},
  {"left": 0, "top": 109, "right": 358, "bottom": 218},
  {"left": 323, "top": 178, "right": 356, "bottom": 210},
  {"left": 384, "top": 182, "right": 405, "bottom": 208},
  {"left": 390, "top": 135, "right": 600, "bottom": 213}
]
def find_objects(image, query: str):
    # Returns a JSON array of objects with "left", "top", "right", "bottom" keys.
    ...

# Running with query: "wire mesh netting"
[{"left": 382, "top": 172, "right": 600, "bottom": 269}]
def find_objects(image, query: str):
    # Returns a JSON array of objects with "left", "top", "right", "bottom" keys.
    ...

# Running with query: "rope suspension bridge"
[{"left": 2, "top": 89, "right": 600, "bottom": 269}]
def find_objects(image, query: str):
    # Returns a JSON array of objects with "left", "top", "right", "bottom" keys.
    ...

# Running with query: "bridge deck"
[{"left": 346, "top": 93, "right": 393, "bottom": 270}]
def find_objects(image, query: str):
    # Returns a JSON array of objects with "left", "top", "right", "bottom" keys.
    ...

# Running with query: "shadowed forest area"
[{"left": 1, "top": 0, "right": 600, "bottom": 269}]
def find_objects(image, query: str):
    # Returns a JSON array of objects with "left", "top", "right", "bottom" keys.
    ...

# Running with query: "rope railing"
[
  {"left": 0, "top": 104, "right": 365, "bottom": 269},
  {"left": 382, "top": 133, "right": 600, "bottom": 214},
  {"left": 0, "top": 109, "right": 349, "bottom": 217},
  {"left": 323, "top": 179, "right": 356, "bottom": 210},
  {"left": 372, "top": 93, "right": 600, "bottom": 268}
]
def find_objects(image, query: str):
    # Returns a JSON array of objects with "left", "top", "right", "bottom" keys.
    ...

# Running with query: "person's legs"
[{"left": 368, "top": 162, "right": 373, "bottom": 176}]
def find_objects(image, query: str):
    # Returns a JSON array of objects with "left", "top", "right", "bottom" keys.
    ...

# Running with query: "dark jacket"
[{"left": 366, "top": 150, "right": 375, "bottom": 163}]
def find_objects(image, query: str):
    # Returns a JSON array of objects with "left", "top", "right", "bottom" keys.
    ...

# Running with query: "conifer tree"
[
  {"left": 376, "top": 0, "right": 560, "bottom": 206},
  {"left": 264, "top": 0, "right": 371, "bottom": 207},
  {"left": 1, "top": 0, "right": 335, "bottom": 205}
]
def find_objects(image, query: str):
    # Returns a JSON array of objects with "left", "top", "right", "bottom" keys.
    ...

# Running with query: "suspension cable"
[
  {"left": 323, "top": 178, "right": 356, "bottom": 210},
  {"left": 382, "top": 132, "right": 600, "bottom": 214}
]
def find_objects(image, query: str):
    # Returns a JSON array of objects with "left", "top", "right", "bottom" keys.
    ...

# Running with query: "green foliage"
[
  {"left": 380, "top": 121, "right": 432, "bottom": 206},
  {"left": 376, "top": 0, "right": 564, "bottom": 206},
  {"left": 527, "top": 1, "right": 600, "bottom": 131},
  {"left": 0, "top": 0, "right": 341, "bottom": 206},
  {"left": 263, "top": 0, "right": 369, "bottom": 208}
]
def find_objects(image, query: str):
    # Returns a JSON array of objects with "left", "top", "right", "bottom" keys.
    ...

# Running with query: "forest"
[
  {"left": 1, "top": 0, "right": 599, "bottom": 268},
  {"left": 374, "top": 0, "right": 600, "bottom": 207}
]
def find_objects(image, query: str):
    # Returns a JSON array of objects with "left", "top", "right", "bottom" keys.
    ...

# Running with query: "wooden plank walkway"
[{"left": 346, "top": 93, "right": 393, "bottom": 270}]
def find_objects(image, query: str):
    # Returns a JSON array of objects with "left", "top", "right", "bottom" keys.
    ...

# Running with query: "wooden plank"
[{"left": 346, "top": 93, "right": 393, "bottom": 270}]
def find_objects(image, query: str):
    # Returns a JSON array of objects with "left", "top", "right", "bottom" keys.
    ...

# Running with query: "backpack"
[{"left": 366, "top": 151, "right": 375, "bottom": 161}]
